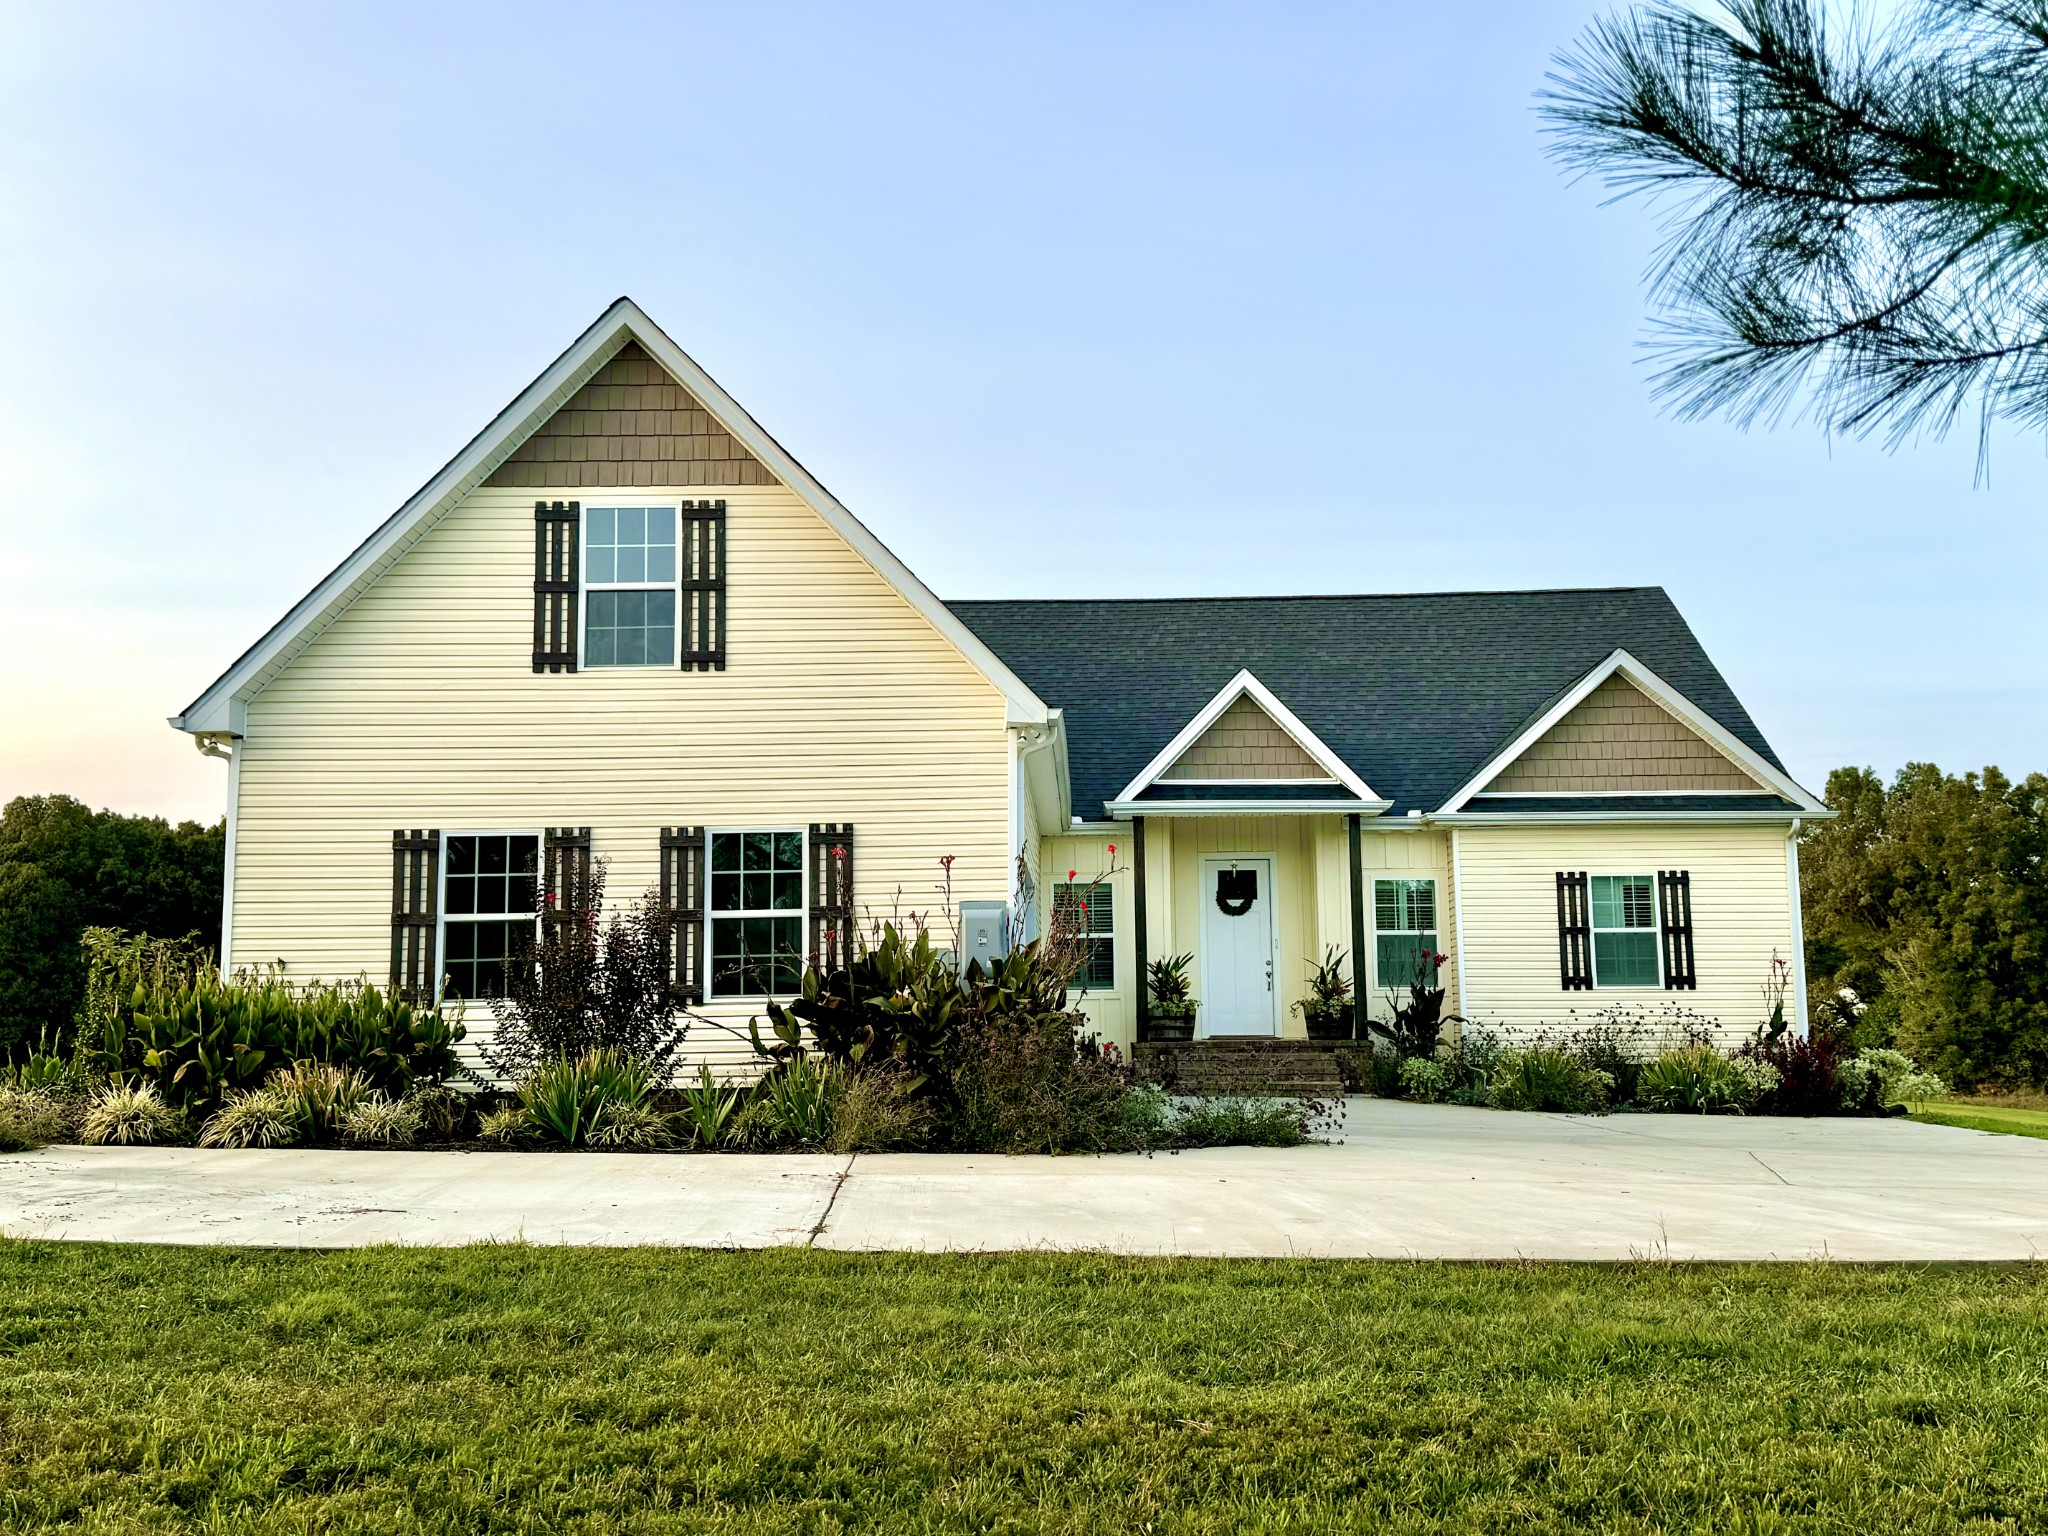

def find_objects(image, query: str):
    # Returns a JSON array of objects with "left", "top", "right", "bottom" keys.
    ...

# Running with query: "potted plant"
[
  {"left": 1292, "top": 947, "right": 1355, "bottom": 1040},
  {"left": 1146, "top": 953, "right": 1198, "bottom": 1042}
]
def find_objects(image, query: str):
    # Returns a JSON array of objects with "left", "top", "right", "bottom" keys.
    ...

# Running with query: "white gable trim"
[
  {"left": 1112, "top": 669, "right": 1385, "bottom": 806},
  {"left": 1436, "top": 649, "right": 1824, "bottom": 813},
  {"left": 172, "top": 297, "right": 1048, "bottom": 735}
]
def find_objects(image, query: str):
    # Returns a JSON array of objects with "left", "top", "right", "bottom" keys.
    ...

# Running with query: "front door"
[{"left": 1200, "top": 856, "right": 1275, "bottom": 1035}]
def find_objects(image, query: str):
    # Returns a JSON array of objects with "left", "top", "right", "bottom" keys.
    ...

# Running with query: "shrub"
[
  {"left": 1368, "top": 947, "right": 1459, "bottom": 1058},
  {"left": 827, "top": 1065, "right": 935, "bottom": 1153},
  {"left": 1398, "top": 1056, "right": 1450, "bottom": 1104},
  {"left": 477, "top": 1105, "right": 534, "bottom": 1147},
  {"left": 1167, "top": 1096, "right": 1317, "bottom": 1149},
  {"left": 79, "top": 1081, "right": 182, "bottom": 1146},
  {"left": 676, "top": 1067, "right": 743, "bottom": 1149},
  {"left": 1744, "top": 1031, "right": 1858, "bottom": 1115},
  {"left": 0, "top": 1086, "right": 71, "bottom": 1152},
  {"left": 1637, "top": 1046, "right": 1777, "bottom": 1113},
  {"left": 586, "top": 1101, "right": 677, "bottom": 1150},
  {"left": 1486, "top": 1048, "right": 1613, "bottom": 1114},
  {"left": 270, "top": 1061, "right": 376, "bottom": 1142},
  {"left": 403, "top": 1083, "right": 470, "bottom": 1141},
  {"left": 340, "top": 1095, "right": 423, "bottom": 1148},
  {"left": 742, "top": 1054, "right": 845, "bottom": 1149},
  {"left": 199, "top": 1084, "right": 300, "bottom": 1148},
  {"left": 518, "top": 1049, "right": 656, "bottom": 1148},
  {"left": 483, "top": 863, "right": 687, "bottom": 1084},
  {"left": 949, "top": 1011, "right": 1146, "bottom": 1154},
  {"left": 1840, "top": 1047, "right": 1949, "bottom": 1108},
  {"left": 1438, "top": 1032, "right": 1506, "bottom": 1106}
]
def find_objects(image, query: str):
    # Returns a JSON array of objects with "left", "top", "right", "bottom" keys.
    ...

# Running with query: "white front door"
[{"left": 1199, "top": 856, "right": 1276, "bottom": 1036}]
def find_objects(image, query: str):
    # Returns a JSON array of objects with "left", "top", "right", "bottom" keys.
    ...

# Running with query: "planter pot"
[
  {"left": 1147, "top": 1013, "right": 1196, "bottom": 1043},
  {"left": 1303, "top": 1010, "right": 1354, "bottom": 1042}
]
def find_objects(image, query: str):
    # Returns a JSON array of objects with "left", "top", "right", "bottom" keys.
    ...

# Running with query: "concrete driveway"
[{"left": 1, "top": 1099, "right": 2042, "bottom": 1260}]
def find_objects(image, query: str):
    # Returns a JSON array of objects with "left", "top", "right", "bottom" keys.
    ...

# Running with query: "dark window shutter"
[
  {"left": 533, "top": 500, "right": 580, "bottom": 673},
  {"left": 390, "top": 829, "right": 440, "bottom": 1001},
  {"left": 1556, "top": 870, "right": 1593, "bottom": 990},
  {"left": 680, "top": 499, "right": 727, "bottom": 672},
  {"left": 660, "top": 826, "right": 706, "bottom": 1003},
  {"left": 809, "top": 823, "right": 854, "bottom": 973},
  {"left": 1659, "top": 869, "right": 1697, "bottom": 990},
  {"left": 543, "top": 827, "right": 592, "bottom": 947}
]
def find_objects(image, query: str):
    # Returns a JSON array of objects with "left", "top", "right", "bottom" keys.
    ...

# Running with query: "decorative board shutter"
[
  {"left": 680, "top": 499, "right": 727, "bottom": 671},
  {"left": 1659, "top": 869, "right": 1697, "bottom": 990},
  {"left": 1555, "top": 870, "right": 1593, "bottom": 991},
  {"left": 543, "top": 827, "right": 593, "bottom": 947},
  {"left": 532, "top": 500, "right": 580, "bottom": 673},
  {"left": 390, "top": 829, "right": 440, "bottom": 1001},
  {"left": 809, "top": 823, "right": 855, "bottom": 973},
  {"left": 660, "top": 826, "right": 706, "bottom": 1004}
]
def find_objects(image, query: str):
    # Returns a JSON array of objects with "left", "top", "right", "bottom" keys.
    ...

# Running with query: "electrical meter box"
[{"left": 957, "top": 901, "right": 1010, "bottom": 971}]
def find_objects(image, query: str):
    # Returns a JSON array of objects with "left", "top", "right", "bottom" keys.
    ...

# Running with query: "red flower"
[
  {"left": 1107, "top": 844, "right": 1117, "bottom": 856},
  {"left": 1068, "top": 869, "right": 1078, "bottom": 881}
]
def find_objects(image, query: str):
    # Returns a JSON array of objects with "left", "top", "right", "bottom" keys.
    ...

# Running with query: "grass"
[
  {"left": 2, "top": 1247, "right": 2047, "bottom": 1531},
  {"left": 1907, "top": 1100, "right": 2048, "bottom": 1142}
]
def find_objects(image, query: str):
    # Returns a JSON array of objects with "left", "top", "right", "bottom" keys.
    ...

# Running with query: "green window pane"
[
  {"left": 1595, "top": 931, "right": 1660, "bottom": 987},
  {"left": 711, "top": 914, "right": 803, "bottom": 997},
  {"left": 1376, "top": 932, "right": 1440, "bottom": 990},
  {"left": 1592, "top": 875, "right": 1656, "bottom": 931}
]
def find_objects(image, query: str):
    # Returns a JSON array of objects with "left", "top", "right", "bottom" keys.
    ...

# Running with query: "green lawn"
[
  {"left": 2, "top": 1245, "right": 2046, "bottom": 1533},
  {"left": 1908, "top": 1102, "right": 2048, "bottom": 1142}
]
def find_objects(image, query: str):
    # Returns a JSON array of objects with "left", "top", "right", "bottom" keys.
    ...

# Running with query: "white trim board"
[
  {"left": 1435, "top": 649, "right": 1825, "bottom": 814},
  {"left": 171, "top": 297, "right": 1050, "bottom": 738},
  {"left": 1111, "top": 669, "right": 1384, "bottom": 806}
]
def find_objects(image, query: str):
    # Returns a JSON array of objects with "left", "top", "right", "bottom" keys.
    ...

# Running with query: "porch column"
[
  {"left": 1133, "top": 816, "right": 1149, "bottom": 1041},
  {"left": 1347, "top": 813, "right": 1368, "bottom": 1039}
]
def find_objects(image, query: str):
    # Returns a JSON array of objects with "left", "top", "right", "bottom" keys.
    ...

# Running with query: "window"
[
  {"left": 1374, "top": 878, "right": 1438, "bottom": 989},
  {"left": 1054, "top": 881, "right": 1115, "bottom": 989},
  {"left": 584, "top": 504, "right": 677, "bottom": 667},
  {"left": 441, "top": 833, "right": 540, "bottom": 999},
  {"left": 1592, "top": 874, "right": 1661, "bottom": 987},
  {"left": 709, "top": 830, "right": 805, "bottom": 997}
]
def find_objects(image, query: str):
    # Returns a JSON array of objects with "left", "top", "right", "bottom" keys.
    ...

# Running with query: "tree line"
[{"left": 1, "top": 777, "right": 2043, "bottom": 1087}]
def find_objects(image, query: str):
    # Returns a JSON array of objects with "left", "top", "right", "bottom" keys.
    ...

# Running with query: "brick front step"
[{"left": 1131, "top": 1039, "right": 1359, "bottom": 1100}]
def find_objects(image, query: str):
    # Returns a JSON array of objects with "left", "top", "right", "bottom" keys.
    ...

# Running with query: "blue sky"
[{"left": 1, "top": 0, "right": 2039, "bottom": 825}]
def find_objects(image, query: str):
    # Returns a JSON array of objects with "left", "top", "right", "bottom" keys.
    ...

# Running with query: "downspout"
[
  {"left": 1787, "top": 816, "right": 1810, "bottom": 1039},
  {"left": 194, "top": 731, "right": 242, "bottom": 977},
  {"left": 1450, "top": 826, "right": 1469, "bottom": 1023}
]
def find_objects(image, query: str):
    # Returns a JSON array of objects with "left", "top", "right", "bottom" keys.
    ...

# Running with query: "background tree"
[
  {"left": 0, "top": 795, "right": 224, "bottom": 1059},
  {"left": 1543, "top": 0, "right": 2048, "bottom": 451},
  {"left": 1802, "top": 763, "right": 2048, "bottom": 1086}
]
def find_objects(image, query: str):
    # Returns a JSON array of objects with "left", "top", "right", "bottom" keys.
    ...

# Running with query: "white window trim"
[
  {"left": 1370, "top": 876, "right": 1439, "bottom": 994},
  {"left": 1054, "top": 879, "right": 1118, "bottom": 996},
  {"left": 435, "top": 828, "right": 544, "bottom": 1005},
  {"left": 1589, "top": 871, "right": 1665, "bottom": 989},
  {"left": 580, "top": 497, "right": 684, "bottom": 669},
  {"left": 705, "top": 826, "right": 809, "bottom": 1001}
]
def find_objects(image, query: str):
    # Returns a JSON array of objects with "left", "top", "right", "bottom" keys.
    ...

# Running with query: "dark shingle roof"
[{"left": 948, "top": 588, "right": 1784, "bottom": 820}]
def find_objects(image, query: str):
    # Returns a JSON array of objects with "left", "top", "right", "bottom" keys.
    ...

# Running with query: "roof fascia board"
[
  {"left": 1427, "top": 809, "right": 1836, "bottom": 826},
  {"left": 1435, "top": 648, "right": 1824, "bottom": 813},
  {"left": 1111, "top": 668, "right": 1380, "bottom": 804},
  {"left": 175, "top": 297, "right": 1047, "bottom": 734},
  {"left": 617, "top": 302, "right": 1047, "bottom": 725},
  {"left": 1108, "top": 798, "right": 1394, "bottom": 819}
]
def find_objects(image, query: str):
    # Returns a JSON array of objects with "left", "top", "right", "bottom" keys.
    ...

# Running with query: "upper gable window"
[{"left": 583, "top": 504, "right": 678, "bottom": 667}]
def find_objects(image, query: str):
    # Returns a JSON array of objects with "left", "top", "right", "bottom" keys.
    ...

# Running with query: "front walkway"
[{"left": 2, "top": 1100, "right": 2043, "bottom": 1260}]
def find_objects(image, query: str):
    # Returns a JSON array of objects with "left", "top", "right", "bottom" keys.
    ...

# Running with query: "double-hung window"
[
  {"left": 1374, "top": 878, "right": 1439, "bottom": 990},
  {"left": 709, "top": 831, "right": 805, "bottom": 997},
  {"left": 441, "top": 833, "right": 540, "bottom": 999},
  {"left": 1054, "top": 881, "right": 1115, "bottom": 990},
  {"left": 583, "top": 504, "right": 678, "bottom": 667},
  {"left": 1591, "top": 874, "right": 1660, "bottom": 987}
]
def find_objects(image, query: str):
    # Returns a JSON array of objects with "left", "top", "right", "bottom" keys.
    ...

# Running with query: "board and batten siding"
[
  {"left": 1453, "top": 823, "right": 1795, "bottom": 1042},
  {"left": 229, "top": 481, "right": 1012, "bottom": 1063}
]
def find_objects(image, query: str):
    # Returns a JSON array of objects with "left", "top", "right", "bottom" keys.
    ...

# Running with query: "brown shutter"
[
  {"left": 543, "top": 827, "right": 592, "bottom": 946},
  {"left": 680, "top": 499, "right": 726, "bottom": 672},
  {"left": 660, "top": 826, "right": 706, "bottom": 1003},
  {"left": 1659, "top": 869, "right": 1697, "bottom": 990},
  {"left": 809, "top": 823, "right": 854, "bottom": 973},
  {"left": 390, "top": 829, "right": 440, "bottom": 1001},
  {"left": 533, "top": 500, "right": 580, "bottom": 673},
  {"left": 1556, "top": 870, "right": 1593, "bottom": 990}
]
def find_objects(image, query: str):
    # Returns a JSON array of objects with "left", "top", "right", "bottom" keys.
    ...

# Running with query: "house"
[{"left": 172, "top": 298, "right": 1826, "bottom": 1071}]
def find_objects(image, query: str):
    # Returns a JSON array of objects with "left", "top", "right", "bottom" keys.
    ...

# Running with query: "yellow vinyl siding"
[
  {"left": 1454, "top": 823, "right": 1792, "bottom": 1043},
  {"left": 230, "top": 481, "right": 1010, "bottom": 1069}
]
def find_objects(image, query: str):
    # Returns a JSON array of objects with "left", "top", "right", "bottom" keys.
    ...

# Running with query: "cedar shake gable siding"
[
  {"left": 484, "top": 341, "right": 774, "bottom": 489},
  {"left": 1489, "top": 674, "right": 1765, "bottom": 794},
  {"left": 1160, "top": 695, "right": 1328, "bottom": 781}
]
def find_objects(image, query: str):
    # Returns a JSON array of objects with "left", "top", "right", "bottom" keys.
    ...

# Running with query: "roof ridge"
[{"left": 946, "top": 586, "right": 1668, "bottom": 606}]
